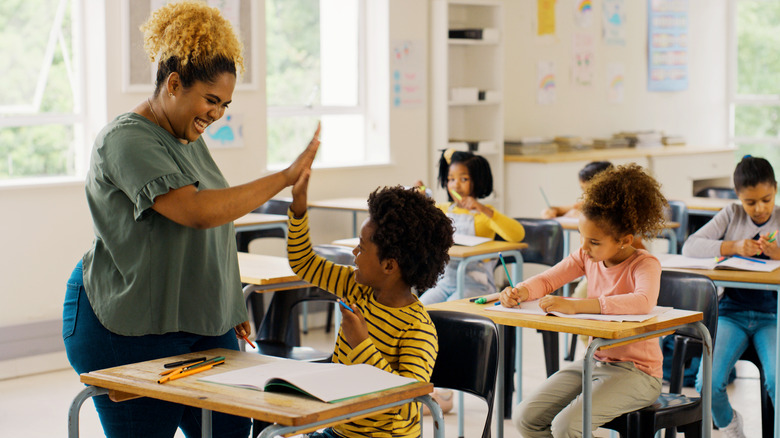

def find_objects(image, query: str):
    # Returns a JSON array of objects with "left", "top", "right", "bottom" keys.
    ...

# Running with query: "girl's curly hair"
[
  {"left": 141, "top": 0, "right": 244, "bottom": 95},
  {"left": 580, "top": 163, "right": 667, "bottom": 241},
  {"left": 367, "top": 186, "right": 454, "bottom": 291}
]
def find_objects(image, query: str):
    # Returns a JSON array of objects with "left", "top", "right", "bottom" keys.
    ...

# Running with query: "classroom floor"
[{"left": 0, "top": 322, "right": 764, "bottom": 438}]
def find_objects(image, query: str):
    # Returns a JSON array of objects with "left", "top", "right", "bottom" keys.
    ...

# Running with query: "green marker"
[{"left": 449, "top": 189, "right": 462, "bottom": 202}]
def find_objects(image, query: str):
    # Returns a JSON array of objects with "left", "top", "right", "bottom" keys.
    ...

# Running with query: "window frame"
[{"left": 727, "top": 0, "right": 780, "bottom": 149}]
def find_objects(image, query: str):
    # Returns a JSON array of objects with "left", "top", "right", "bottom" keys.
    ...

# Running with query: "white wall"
[
  {"left": 0, "top": 0, "right": 727, "bottom": 375},
  {"left": 502, "top": 0, "right": 728, "bottom": 146}
]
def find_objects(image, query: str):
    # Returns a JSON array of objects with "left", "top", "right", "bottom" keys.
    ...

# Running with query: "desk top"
[
  {"left": 504, "top": 146, "right": 734, "bottom": 164},
  {"left": 234, "top": 213, "right": 288, "bottom": 228},
  {"left": 80, "top": 348, "right": 432, "bottom": 427},
  {"left": 555, "top": 217, "right": 680, "bottom": 231},
  {"left": 238, "top": 252, "right": 302, "bottom": 290},
  {"left": 674, "top": 197, "right": 739, "bottom": 212},
  {"left": 332, "top": 238, "right": 526, "bottom": 258},
  {"left": 426, "top": 298, "right": 702, "bottom": 340},
  {"left": 308, "top": 198, "right": 369, "bottom": 212}
]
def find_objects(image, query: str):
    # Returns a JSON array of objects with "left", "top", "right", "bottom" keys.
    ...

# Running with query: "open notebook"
[
  {"left": 486, "top": 299, "right": 673, "bottom": 322},
  {"left": 198, "top": 360, "right": 417, "bottom": 403},
  {"left": 660, "top": 254, "right": 780, "bottom": 273}
]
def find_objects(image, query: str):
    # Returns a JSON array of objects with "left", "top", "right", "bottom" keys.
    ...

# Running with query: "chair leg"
[
  {"left": 325, "top": 304, "right": 334, "bottom": 334},
  {"left": 565, "top": 331, "right": 577, "bottom": 361},
  {"left": 540, "top": 330, "right": 559, "bottom": 377},
  {"left": 503, "top": 325, "right": 515, "bottom": 419}
]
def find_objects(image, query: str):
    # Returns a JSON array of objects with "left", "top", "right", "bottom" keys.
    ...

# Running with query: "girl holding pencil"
[
  {"left": 415, "top": 149, "right": 525, "bottom": 305},
  {"left": 500, "top": 163, "right": 668, "bottom": 436},
  {"left": 682, "top": 155, "right": 780, "bottom": 437}
]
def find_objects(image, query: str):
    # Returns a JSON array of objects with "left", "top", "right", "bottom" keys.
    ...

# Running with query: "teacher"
[{"left": 62, "top": 1, "right": 318, "bottom": 437}]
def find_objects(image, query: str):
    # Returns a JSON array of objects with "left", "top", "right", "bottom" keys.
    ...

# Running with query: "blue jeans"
[
  {"left": 306, "top": 428, "right": 343, "bottom": 438},
  {"left": 63, "top": 260, "right": 250, "bottom": 438},
  {"left": 696, "top": 309, "right": 776, "bottom": 428}
]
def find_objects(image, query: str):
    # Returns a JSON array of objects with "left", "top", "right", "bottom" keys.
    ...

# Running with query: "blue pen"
[
  {"left": 338, "top": 300, "right": 355, "bottom": 313},
  {"left": 733, "top": 254, "right": 767, "bottom": 264}
]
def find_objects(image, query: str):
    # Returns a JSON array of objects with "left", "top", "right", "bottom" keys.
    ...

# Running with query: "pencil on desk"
[
  {"left": 160, "top": 360, "right": 225, "bottom": 383},
  {"left": 473, "top": 293, "right": 501, "bottom": 304}
]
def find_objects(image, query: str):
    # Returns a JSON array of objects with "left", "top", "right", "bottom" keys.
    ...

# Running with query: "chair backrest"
[
  {"left": 255, "top": 197, "right": 293, "bottom": 215},
  {"left": 695, "top": 187, "right": 738, "bottom": 199},
  {"left": 428, "top": 310, "right": 499, "bottom": 438},
  {"left": 657, "top": 270, "right": 718, "bottom": 340},
  {"left": 666, "top": 200, "right": 689, "bottom": 253},
  {"left": 512, "top": 218, "right": 565, "bottom": 267},
  {"left": 313, "top": 244, "right": 356, "bottom": 266}
]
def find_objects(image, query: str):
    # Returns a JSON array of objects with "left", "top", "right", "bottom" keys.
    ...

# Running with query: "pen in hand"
[{"left": 338, "top": 299, "right": 355, "bottom": 313}]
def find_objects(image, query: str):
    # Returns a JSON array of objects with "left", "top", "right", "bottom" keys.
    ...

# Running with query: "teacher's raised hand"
[{"left": 282, "top": 122, "right": 321, "bottom": 186}]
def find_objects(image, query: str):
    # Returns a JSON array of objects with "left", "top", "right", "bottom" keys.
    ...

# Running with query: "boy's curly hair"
[
  {"left": 367, "top": 186, "right": 454, "bottom": 291},
  {"left": 580, "top": 163, "right": 667, "bottom": 241},
  {"left": 141, "top": 0, "right": 244, "bottom": 95}
]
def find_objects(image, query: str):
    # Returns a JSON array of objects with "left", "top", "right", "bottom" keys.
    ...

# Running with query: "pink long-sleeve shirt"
[{"left": 520, "top": 248, "right": 663, "bottom": 377}]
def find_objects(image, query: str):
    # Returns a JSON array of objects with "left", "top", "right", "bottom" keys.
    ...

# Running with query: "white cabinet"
[{"left": 431, "top": 0, "right": 504, "bottom": 208}]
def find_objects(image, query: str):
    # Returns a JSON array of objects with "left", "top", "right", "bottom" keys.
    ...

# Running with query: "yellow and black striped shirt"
[{"left": 287, "top": 210, "right": 438, "bottom": 438}]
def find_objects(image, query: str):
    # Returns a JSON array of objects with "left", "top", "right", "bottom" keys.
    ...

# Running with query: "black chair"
[
  {"left": 666, "top": 200, "right": 688, "bottom": 254},
  {"left": 739, "top": 342, "right": 773, "bottom": 438},
  {"left": 695, "top": 187, "right": 738, "bottom": 199},
  {"left": 499, "top": 218, "right": 565, "bottom": 416},
  {"left": 602, "top": 270, "right": 719, "bottom": 438},
  {"left": 428, "top": 310, "right": 499, "bottom": 438},
  {"left": 239, "top": 198, "right": 292, "bottom": 328}
]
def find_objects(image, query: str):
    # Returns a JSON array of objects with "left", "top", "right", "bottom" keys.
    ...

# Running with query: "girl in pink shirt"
[{"left": 501, "top": 164, "right": 668, "bottom": 437}]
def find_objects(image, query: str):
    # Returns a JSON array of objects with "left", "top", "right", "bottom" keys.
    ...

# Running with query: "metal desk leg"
[
  {"left": 68, "top": 386, "right": 109, "bottom": 438},
  {"left": 496, "top": 324, "right": 505, "bottom": 438},
  {"left": 776, "top": 290, "right": 780, "bottom": 438},
  {"left": 202, "top": 409, "right": 213, "bottom": 438}
]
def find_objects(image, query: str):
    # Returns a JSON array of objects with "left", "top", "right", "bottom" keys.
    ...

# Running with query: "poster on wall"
[
  {"left": 537, "top": 61, "right": 556, "bottom": 105},
  {"left": 573, "top": 0, "right": 594, "bottom": 28},
  {"left": 602, "top": 0, "right": 626, "bottom": 45},
  {"left": 647, "top": 0, "right": 688, "bottom": 91},
  {"left": 537, "top": 0, "right": 557, "bottom": 36},
  {"left": 203, "top": 114, "right": 244, "bottom": 149},
  {"left": 572, "top": 33, "right": 594, "bottom": 87},
  {"left": 390, "top": 40, "right": 424, "bottom": 108},
  {"left": 606, "top": 62, "right": 625, "bottom": 103}
]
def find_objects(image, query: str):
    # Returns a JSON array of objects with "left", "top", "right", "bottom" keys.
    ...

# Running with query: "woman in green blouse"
[{"left": 62, "top": 2, "right": 317, "bottom": 437}]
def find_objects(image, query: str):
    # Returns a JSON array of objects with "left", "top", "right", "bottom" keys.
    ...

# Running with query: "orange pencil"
[
  {"left": 240, "top": 333, "right": 256, "bottom": 349},
  {"left": 158, "top": 360, "right": 224, "bottom": 384}
]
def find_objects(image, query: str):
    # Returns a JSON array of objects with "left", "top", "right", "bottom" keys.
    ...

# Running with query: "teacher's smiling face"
[{"left": 164, "top": 71, "right": 236, "bottom": 144}]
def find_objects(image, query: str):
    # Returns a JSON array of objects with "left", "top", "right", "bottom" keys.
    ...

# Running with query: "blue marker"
[{"left": 338, "top": 300, "right": 355, "bottom": 313}]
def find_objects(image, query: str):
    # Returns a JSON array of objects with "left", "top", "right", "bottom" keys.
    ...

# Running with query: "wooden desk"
[
  {"left": 308, "top": 198, "right": 368, "bottom": 237},
  {"left": 555, "top": 217, "right": 681, "bottom": 254},
  {"left": 68, "top": 348, "right": 444, "bottom": 438},
  {"left": 427, "top": 299, "right": 711, "bottom": 438},
  {"left": 674, "top": 196, "right": 738, "bottom": 216},
  {"left": 659, "top": 256, "right": 780, "bottom": 437}
]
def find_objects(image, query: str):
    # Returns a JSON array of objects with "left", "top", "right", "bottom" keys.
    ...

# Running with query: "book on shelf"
[
  {"left": 659, "top": 254, "right": 780, "bottom": 273},
  {"left": 662, "top": 135, "right": 686, "bottom": 146},
  {"left": 504, "top": 140, "right": 558, "bottom": 156},
  {"left": 199, "top": 360, "right": 418, "bottom": 403},
  {"left": 448, "top": 28, "right": 499, "bottom": 42},
  {"left": 614, "top": 131, "right": 664, "bottom": 148},
  {"left": 592, "top": 137, "right": 631, "bottom": 149},
  {"left": 448, "top": 140, "right": 497, "bottom": 154},
  {"left": 554, "top": 136, "right": 592, "bottom": 152}
]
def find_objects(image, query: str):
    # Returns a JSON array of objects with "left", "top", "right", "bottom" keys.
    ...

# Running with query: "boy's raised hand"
[
  {"left": 338, "top": 301, "right": 369, "bottom": 348},
  {"left": 290, "top": 169, "right": 310, "bottom": 218}
]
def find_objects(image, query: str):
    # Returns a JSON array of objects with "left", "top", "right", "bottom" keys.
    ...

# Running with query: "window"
[
  {"left": 0, "top": 0, "right": 87, "bottom": 182},
  {"left": 265, "top": 0, "right": 388, "bottom": 169},
  {"left": 728, "top": 0, "right": 780, "bottom": 164}
]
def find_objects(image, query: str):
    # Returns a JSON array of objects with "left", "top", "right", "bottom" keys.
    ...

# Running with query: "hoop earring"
[{"left": 168, "top": 92, "right": 174, "bottom": 97}]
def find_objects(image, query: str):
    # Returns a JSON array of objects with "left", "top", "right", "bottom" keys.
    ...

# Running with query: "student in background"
[
  {"left": 541, "top": 160, "right": 614, "bottom": 219},
  {"left": 287, "top": 172, "right": 453, "bottom": 438},
  {"left": 682, "top": 155, "right": 779, "bottom": 438},
  {"left": 501, "top": 164, "right": 667, "bottom": 436},
  {"left": 62, "top": 3, "right": 318, "bottom": 436},
  {"left": 415, "top": 149, "right": 525, "bottom": 305}
]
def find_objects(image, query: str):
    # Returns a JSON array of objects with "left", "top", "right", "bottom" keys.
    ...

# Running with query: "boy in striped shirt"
[{"left": 287, "top": 171, "right": 454, "bottom": 438}]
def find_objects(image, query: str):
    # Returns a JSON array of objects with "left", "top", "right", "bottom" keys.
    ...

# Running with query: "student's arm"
[
  {"left": 541, "top": 204, "right": 575, "bottom": 219},
  {"left": 511, "top": 250, "right": 586, "bottom": 300},
  {"left": 682, "top": 207, "right": 736, "bottom": 257},
  {"left": 151, "top": 125, "right": 320, "bottom": 229},
  {"left": 479, "top": 208, "right": 525, "bottom": 242},
  {"left": 344, "top": 319, "right": 438, "bottom": 382}
]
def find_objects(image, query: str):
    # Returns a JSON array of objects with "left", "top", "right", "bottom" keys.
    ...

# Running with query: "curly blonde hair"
[
  {"left": 581, "top": 163, "right": 667, "bottom": 241},
  {"left": 141, "top": 0, "right": 244, "bottom": 94}
]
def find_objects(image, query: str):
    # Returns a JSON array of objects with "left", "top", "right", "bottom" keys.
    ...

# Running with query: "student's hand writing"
[
  {"left": 541, "top": 207, "right": 559, "bottom": 219},
  {"left": 339, "top": 302, "right": 370, "bottom": 348},
  {"left": 234, "top": 321, "right": 252, "bottom": 340},
  {"left": 281, "top": 122, "right": 320, "bottom": 186},
  {"left": 290, "top": 169, "right": 311, "bottom": 218},
  {"left": 499, "top": 285, "right": 529, "bottom": 307},
  {"left": 538, "top": 296, "right": 577, "bottom": 314}
]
